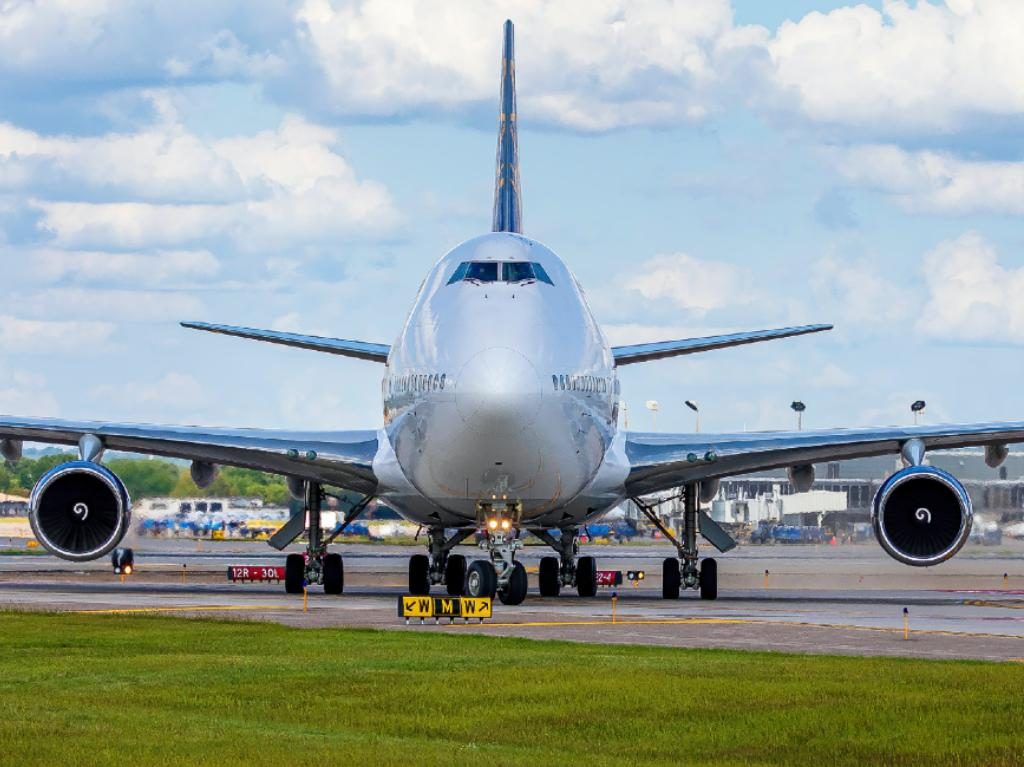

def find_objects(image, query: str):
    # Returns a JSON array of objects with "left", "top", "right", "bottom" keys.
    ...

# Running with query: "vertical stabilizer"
[{"left": 492, "top": 20, "right": 522, "bottom": 234}]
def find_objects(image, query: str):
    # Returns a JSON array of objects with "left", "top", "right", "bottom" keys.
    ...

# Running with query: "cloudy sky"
[{"left": 1, "top": 0, "right": 1022, "bottom": 434}]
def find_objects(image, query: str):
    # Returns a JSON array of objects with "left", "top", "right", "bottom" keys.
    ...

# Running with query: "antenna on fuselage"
[{"left": 492, "top": 20, "right": 522, "bottom": 234}]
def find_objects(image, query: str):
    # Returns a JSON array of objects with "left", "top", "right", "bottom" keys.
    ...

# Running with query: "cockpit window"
[
  {"left": 466, "top": 262, "right": 499, "bottom": 282},
  {"left": 448, "top": 261, "right": 554, "bottom": 286}
]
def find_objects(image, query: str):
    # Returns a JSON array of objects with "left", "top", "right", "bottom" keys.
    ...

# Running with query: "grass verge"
[{"left": 0, "top": 612, "right": 1021, "bottom": 766}]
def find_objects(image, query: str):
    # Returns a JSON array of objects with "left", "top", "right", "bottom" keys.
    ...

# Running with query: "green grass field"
[{"left": 0, "top": 612, "right": 1021, "bottom": 766}]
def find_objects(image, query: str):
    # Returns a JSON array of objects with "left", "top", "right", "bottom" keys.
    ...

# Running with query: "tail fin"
[{"left": 492, "top": 20, "right": 522, "bottom": 234}]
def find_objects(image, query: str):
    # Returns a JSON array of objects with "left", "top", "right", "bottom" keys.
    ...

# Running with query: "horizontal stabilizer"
[
  {"left": 611, "top": 324, "right": 832, "bottom": 365},
  {"left": 182, "top": 321, "right": 390, "bottom": 363}
]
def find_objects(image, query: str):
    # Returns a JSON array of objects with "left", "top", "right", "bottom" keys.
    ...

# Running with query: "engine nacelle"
[
  {"left": 29, "top": 461, "right": 131, "bottom": 561},
  {"left": 190, "top": 460, "right": 219, "bottom": 489},
  {"left": 872, "top": 465, "right": 972, "bottom": 566}
]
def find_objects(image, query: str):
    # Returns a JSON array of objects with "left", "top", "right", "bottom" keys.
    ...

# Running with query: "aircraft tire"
[
  {"left": 699, "top": 558, "right": 718, "bottom": 601},
  {"left": 465, "top": 560, "right": 497, "bottom": 599},
  {"left": 409, "top": 554, "right": 431, "bottom": 595},
  {"left": 323, "top": 553, "right": 344, "bottom": 595},
  {"left": 662, "top": 557, "right": 680, "bottom": 600},
  {"left": 445, "top": 554, "right": 467, "bottom": 596},
  {"left": 576, "top": 555, "right": 597, "bottom": 597},
  {"left": 499, "top": 562, "right": 528, "bottom": 605},
  {"left": 285, "top": 553, "right": 305, "bottom": 594},
  {"left": 538, "top": 556, "right": 560, "bottom": 597}
]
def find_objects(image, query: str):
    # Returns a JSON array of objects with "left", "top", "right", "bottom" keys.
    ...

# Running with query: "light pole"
[
  {"left": 911, "top": 400, "right": 926, "bottom": 425},
  {"left": 645, "top": 400, "right": 660, "bottom": 431},
  {"left": 791, "top": 400, "right": 806, "bottom": 431},
  {"left": 684, "top": 400, "right": 700, "bottom": 433}
]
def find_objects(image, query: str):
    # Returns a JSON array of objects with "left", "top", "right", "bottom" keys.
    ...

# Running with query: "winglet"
[{"left": 492, "top": 20, "right": 522, "bottom": 234}]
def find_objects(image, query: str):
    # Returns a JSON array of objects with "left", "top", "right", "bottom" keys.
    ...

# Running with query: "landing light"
[
  {"left": 487, "top": 518, "right": 499, "bottom": 531},
  {"left": 500, "top": 519, "right": 511, "bottom": 531}
]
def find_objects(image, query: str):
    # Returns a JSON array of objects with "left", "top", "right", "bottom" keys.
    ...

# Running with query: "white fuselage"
[{"left": 372, "top": 232, "right": 630, "bottom": 528}]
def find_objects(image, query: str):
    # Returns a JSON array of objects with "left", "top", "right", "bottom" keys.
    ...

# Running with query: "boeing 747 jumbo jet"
[{"left": 4, "top": 21, "right": 1024, "bottom": 605}]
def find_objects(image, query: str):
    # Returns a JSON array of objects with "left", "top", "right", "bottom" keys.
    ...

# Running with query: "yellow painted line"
[
  {"left": 447, "top": 615, "right": 1024, "bottom": 641},
  {"left": 450, "top": 617, "right": 751, "bottom": 628},
  {"left": 70, "top": 605, "right": 298, "bottom": 615},
  {"left": 965, "top": 599, "right": 1024, "bottom": 610}
]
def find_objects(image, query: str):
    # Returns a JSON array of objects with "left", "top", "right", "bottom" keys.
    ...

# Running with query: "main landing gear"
[
  {"left": 532, "top": 527, "right": 597, "bottom": 598},
  {"left": 407, "top": 527, "right": 474, "bottom": 598},
  {"left": 634, "top": 483, "right": 721, "bottom": 601},
  {"left": 281, "top": 481, "right": 348, "bottom": 596}
]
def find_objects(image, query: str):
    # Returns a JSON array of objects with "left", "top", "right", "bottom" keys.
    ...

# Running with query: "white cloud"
[
  {"left": 8, "top": 288, "right": 203, "bottom": 323},
  {"left": 30, "top": 249, "right": 220, "bottom": 285},
  {"left": 294, "top": 0, "right": 761, "bottom": 131},
  {"left": 917, "top": 232, "right": 1024, "bottom": 342},
  {"left": 827, "top": 144, "right": 1024, "bottom": 215},
  {"left": 769, "top": 0, "right": 1024, "bottom": 132},
  {"left": 0, "top": 367, "right": 59, "bottom": 417},
  {"left": 623, "top": 253, "right": 750, "bottom": 315},
  {"left": 810, "top": 254, "right": 913, "bottom": 327},
  {"left": 2, "top": 115, "right": 397, "bottom": 249},
  {"left": 810, "top": 362, "right": 856, "bottom": 389},
  {"left": 0, "top": 315, "right": 114, "bottom": 353},
  {"left": 91, "top": 372, "right": 207, "bottom": 411}
]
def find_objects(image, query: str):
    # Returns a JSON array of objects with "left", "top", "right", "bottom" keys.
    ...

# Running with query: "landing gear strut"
[
  {"left": 283, "top": 481, "right": 345, "bottom": 595},
  {"left": 532, "top": 528, "right": 597, "bottom": 598},
  {"left": 635, "top": 483, "right": 718, "bottom": 600}
]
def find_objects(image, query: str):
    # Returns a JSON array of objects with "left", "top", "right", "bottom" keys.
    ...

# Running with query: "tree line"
[{"left": 0, "top": 453, "right": 291, "bottom": 505}]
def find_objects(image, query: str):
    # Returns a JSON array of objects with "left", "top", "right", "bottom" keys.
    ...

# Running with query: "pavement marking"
[
  {"left": 447, "top": 615, "right": 1024, "bottom": 641},
  {"left": 70, "top": 605, "right": 299, "bottom": 615}
]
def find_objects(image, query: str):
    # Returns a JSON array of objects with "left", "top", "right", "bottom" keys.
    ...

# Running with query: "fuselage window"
[
  {"left": 551, "top": 374, "right": 558, "bottom": 390},
  {"left": 559, "top": 375, "right": 565, "bottom": 390},
  {"left": 440, "top": 374, "right": 446, "bottom": 390}
]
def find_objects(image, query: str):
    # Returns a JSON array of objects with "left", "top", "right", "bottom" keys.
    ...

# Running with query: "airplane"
[{"left": 2, "top": 20, "right": 1022, "bottom": 605}]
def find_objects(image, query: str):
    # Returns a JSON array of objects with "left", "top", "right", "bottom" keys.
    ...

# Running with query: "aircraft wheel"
[
  {"left": 662, "top": 557, "right": 680, "bottom": 600},
  {"left": 323, "top": 553, "right": 344, "bottom": 595},
  {"left": 499, "top": 562, "right": 528, "bottom": 605},
  {"left": 699, "top": 558, "right": 718, "bottom": 601},
  {"left": 538, "top": 556, "right": 561, "bottom": 597},
  {"left": 576, "top": 555, "right": 597, "bottom": 597},
  {"left": 445, "top": 554, "right": 467, "bottom": 597},
  {"left": 285, "top": 553, "right": 305, "bottom": 594},
  {"left": 465, "top": 560, "right": 497, "bottom": 599},
  {"left": 409, "top": 554, "right": 431, "bottom": 595}
]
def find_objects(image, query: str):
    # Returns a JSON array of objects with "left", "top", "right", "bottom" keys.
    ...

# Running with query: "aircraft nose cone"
[{"left": 455, "top": 347, "right": 542, "bottom": 432}]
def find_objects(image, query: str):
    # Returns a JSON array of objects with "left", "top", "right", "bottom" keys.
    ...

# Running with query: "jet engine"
[
  {"left": 29, "top": 461, "right": 131, "bottom": 561},
  {"left": 872, "top": 465, "right": 972, "bottom": 566}
]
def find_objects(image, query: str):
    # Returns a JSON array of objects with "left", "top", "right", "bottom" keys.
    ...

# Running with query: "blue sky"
[{"left": 0, "top": 0, "right": 1022, "bottom": 435}]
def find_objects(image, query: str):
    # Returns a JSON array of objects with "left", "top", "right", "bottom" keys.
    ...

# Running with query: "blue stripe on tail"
[{"left": 492, "top": 20, "right": 522, "bottom": 234}]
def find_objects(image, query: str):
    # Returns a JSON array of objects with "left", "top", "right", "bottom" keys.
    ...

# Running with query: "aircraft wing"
[
  {"left": 181, "top": 321, "right": 390, "bottom": 363},
  {"left": 611, "top": 324, "right": 832, "bottom": 365},
  {"left": 0, "top": 416, "right": 379, "bottom": 494},
  {"left": 625, "top": 422, "right": 1024, "bottom": 496}
]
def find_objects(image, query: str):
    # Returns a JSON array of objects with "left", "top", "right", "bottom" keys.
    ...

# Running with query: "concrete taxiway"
[{"left": 2, "top": 538, "right": 1024, "bottom": 662}]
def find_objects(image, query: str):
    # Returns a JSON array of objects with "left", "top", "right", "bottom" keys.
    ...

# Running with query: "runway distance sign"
[
  {"left": 227, "top": 565, "right": 285, "bottom": 582},
  {"left": 398, "top": 595, "right": 493, "bottom": 620}
]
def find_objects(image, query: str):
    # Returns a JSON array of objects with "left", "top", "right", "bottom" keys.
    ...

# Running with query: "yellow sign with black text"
[{"left": 398, "top": 595, "right": 492, "bottom": 620}]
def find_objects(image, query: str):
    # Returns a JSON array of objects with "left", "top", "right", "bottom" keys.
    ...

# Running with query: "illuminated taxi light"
[
  {"left": 487, "top": 518, "right": 499, "bottom": 530},
  {"left": 500, "top": 519, "right": 511, "bottom": 531},
  {"left": 124, "top": 565, "right": 133, "bottom": 575}
]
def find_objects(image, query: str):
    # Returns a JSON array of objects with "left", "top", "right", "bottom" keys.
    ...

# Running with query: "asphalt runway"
[{"left": 3, "top": 537, "right": 1024, "bottom": 662}]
